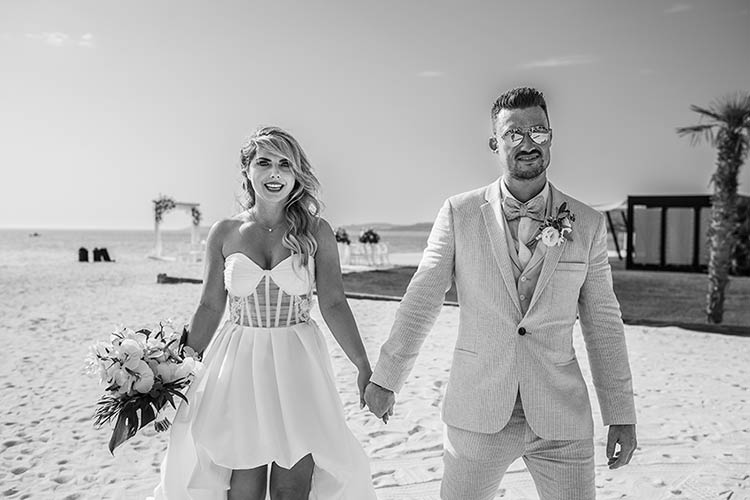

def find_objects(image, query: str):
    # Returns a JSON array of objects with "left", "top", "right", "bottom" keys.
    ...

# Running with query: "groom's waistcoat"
[
  {"left": 371, "top": 180, "right": 637, "bottom": 440},
  {"left": 493, "top": 185, "right": 554, "bottom": 317}
]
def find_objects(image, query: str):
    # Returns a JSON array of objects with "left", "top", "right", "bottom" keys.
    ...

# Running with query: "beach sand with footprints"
[{"left": 1, "top": 258, "right": 749, "bottom": 499}]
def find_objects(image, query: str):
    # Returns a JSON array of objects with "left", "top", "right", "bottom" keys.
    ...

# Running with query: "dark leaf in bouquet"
[
  {"left": 93, "top": 395, "right": 123, "bottom": 428},
  {"left": 108, "top": 408, "right": 139, "bottom": 454},
  {"left": 165, "top": 393, "right": 177, "bottom": 410},
  {"left": 168, "top": 387, "right": 189, "bottom": 404},
  {"left": 140, "top": 403, "right": 157, "bottom": 428},
  {"left": 179, "top": 327, "right": 189, "bottom": 348}
]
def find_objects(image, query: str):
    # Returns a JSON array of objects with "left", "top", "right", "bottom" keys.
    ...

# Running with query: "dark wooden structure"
[{"left": 626, "top": 195, "right": 710, "bottom": 272}]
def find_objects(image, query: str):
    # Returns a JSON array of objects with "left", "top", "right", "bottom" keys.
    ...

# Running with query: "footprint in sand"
[
  {"left": 372, "top": 470, "right": 395, "bottom": 479},
  {"left": 368, "top": 430, "right": 392, "bottom": 438},
  {"left": 62, "top": 495, "right": 81, "bottom": 500},
  {"left": 2, "top": 488, "right": 19, "bottom": 497},
  {"left": 2, "top": 440, "right": 19, "bottom": 448},
  {"left": 10, "top": 466, "right": 28, "bottom": 475},
  {"left": 52, "top": 475, "right": 72, "bottom": 484}
]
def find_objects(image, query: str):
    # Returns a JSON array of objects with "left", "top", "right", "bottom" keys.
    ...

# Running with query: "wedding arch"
[{"left": 149, "top": 195, "right": 203, "bottom": 260}]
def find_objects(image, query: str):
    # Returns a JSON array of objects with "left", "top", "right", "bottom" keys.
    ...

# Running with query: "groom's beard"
[{"left": 507, "top": 154, "right": 549, "bottom": 180}]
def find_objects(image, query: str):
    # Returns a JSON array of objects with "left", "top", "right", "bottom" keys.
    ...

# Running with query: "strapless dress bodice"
[
  {"left": 223, "top": 252, "right": 315, "bottom": 328},
  {"left": 224, "top": 252, "right": 315, "bottom": 297}
]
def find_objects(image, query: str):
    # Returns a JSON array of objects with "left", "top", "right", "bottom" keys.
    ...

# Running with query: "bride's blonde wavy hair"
[{"left": 239, "top": 126, "right": 322, "bottom": 268}]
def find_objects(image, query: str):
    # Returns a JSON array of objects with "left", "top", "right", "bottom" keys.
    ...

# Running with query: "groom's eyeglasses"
[{"left": 500, "top": 126, "right": 552, "bottom": 147}]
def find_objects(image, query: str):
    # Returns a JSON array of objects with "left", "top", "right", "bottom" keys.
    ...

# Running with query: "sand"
[{"left": 1, "top": 257, "right": 748, "bottom": 499}]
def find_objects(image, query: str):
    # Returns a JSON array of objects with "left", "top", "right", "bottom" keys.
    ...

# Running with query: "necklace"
[{"left": 249, "top": 210, "right": 284, "bottom": 232}]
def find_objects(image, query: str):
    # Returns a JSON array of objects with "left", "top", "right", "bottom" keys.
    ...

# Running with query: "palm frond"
[
  {"left": 679, "top": 91, "right": 750, "bottom": 145},
  {"left": 708, "top": 92, "right": 750, "bottom": 131},
  {"left": 689, "top": 104, "right": 723, "bottom": 123},
  {"left": 676, "top": 124, "right": 715, "bottom": 146}
]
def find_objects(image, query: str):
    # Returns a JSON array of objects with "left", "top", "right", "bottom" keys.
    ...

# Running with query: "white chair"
[
  {"left": 349, "top": 243, "right": 366, "bottom": 265},
  {"left": 337, "top": 242, "right": 351, "bottom": 265}
]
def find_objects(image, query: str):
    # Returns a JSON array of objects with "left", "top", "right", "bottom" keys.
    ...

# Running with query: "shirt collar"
[{"left": 500, "top": 177, "right": 549, "bottom": 206}]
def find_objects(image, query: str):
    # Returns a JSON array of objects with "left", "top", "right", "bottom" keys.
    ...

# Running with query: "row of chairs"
[{"left": 339, "top": 243, "right": 390, "bottom": 267}]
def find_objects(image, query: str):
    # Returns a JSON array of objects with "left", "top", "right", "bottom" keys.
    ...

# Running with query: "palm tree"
[{"left": 677, "top": 92, "right": 750, "bottom": 324}]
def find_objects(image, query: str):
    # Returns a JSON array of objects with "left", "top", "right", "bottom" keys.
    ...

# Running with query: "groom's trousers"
[{"left": 440, "top": 392, "right": 595, "bottom": 500}]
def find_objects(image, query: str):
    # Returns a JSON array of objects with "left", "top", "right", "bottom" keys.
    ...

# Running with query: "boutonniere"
[{"left": 535, "top": 202, "right": 576, "bottom": 247}]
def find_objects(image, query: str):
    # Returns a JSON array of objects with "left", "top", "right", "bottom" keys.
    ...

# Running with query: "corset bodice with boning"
[{"left": 223, "top": 252, "right": 315, "bottom": 328}]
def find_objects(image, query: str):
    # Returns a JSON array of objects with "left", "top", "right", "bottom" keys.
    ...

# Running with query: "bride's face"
[{"left": 247, "top": 147, "right": 297, "bottom": 204}]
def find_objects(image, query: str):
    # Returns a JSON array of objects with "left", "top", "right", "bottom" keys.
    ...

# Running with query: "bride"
[{"left": 153, "top": 126, "right": 377, "bottom": 499}]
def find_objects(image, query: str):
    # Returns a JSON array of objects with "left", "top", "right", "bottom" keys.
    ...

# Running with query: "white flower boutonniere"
[{"left": 535, "top": 202, "right": 576, "bottom": 247}]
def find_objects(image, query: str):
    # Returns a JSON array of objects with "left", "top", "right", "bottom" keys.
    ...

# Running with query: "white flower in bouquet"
[
  {"left": 155, "top": 361, "right": 179, "bottom": 383},
  {"left": 131, "top": 360, "right": 155, "bottom": 394},
  {"left": 175, "top": 357, "right": 201, "bottom": 380},
  {"left": 117, "top": 339, "right": 145, "bottom": 369}
]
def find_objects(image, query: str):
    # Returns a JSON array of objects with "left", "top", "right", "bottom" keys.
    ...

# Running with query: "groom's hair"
[{"left": 491, "top": 87, "right": 549, "bottom": 128}]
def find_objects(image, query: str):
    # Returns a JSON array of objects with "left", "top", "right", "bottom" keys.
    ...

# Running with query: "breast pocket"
[{"left": 556, "top": 261, "right": 587, "bottom": 272}]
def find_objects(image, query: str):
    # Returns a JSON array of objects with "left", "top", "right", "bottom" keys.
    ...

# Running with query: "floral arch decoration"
[{"left": 150, "top": 195, "right": 203, "bottom": 260}]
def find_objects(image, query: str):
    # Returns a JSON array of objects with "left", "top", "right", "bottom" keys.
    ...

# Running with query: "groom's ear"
[{"left": 489, "top": 137, "right": 498, "bottom": 152}]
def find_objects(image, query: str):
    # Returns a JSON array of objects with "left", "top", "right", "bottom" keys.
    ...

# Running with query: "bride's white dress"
[{"left": 153, "top": 253, "right": 377, "bottom": 499}]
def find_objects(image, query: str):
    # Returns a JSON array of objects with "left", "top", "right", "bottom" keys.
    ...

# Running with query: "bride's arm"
[
  {"left": 184, "top": 220, "right": 231, "bottom": 354},
  {"left": 314, "top": 218, "right": 371, "bottom": 374}
]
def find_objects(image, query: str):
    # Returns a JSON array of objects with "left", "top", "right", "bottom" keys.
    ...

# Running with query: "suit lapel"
[
  {"left": 526, "top": 183, "right": 567, "bottom": 312},
  {"left": 481, "top": 181, "right": 522, "bottom": 314}
]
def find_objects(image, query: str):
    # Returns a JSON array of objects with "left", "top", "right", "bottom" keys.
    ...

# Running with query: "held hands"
[
  {"left": 607, "top": 424, "right": 637, "bottom": 469},
  {"left": 364, "top": 382, "right": 395, "bottom": 424}
]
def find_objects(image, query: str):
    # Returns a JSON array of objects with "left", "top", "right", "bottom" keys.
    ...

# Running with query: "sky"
[{"left": 1, "top": 0, "right": 749, "bottom": 230}]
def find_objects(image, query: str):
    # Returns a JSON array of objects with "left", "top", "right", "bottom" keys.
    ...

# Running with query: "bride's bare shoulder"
[{"left": 206, "top": 216, "right": 244, "bottom": 246}]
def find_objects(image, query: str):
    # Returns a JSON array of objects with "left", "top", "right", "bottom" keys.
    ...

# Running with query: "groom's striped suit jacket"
[{"left": 371, "top": 179, "right": 637, "bottom": 439}]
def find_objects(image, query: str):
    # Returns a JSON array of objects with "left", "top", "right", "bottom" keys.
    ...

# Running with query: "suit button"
[{"left": 518, "top": 327, "right": 527, "bottom": 336}]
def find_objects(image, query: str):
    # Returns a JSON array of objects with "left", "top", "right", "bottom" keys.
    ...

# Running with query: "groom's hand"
[
  {"left": 606, "top": 424, "right": 637, "bottom": 469},
  {"left": 364, "top": 382, "right": 395, "bottom": 423}
]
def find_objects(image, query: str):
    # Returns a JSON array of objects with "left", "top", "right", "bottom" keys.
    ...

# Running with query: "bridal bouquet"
[{"left": 85, "top": 321, "right": 203, "bottom": 454}]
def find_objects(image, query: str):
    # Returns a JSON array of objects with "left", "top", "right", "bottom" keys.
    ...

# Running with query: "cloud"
[
  {"left": 417, "top": 70, "right": 444, "bottom": 78},
  {"left": 520, "top": 55, "right": 597, "bottom": 69},
  {"left": 665, "top": 3, "right": 692, "bottom": 14},
  {"left": 78, "top": 33, "right": 95, "bottom": 48},
  {"left": 26, "top": 32, "right": 69, "bottom": 46},
  {"left": 25, "top": 32, "right": 94, "bottom": 48}
]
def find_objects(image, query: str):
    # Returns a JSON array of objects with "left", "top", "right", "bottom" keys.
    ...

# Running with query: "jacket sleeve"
[
  {"left": 370, "top": 198, "right": 456, "bottom": 393},
  {"left": 578, "top": 213, "right": 637, "bottom": 426}
]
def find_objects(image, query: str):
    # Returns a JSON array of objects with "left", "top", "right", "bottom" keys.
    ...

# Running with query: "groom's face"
[{"left": 492, "top": 106, "right": 551, "bottom": 181}]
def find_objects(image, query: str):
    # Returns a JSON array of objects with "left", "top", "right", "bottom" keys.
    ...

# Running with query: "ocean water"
[{"left": 0, "top": 228, "right": 431, "bottom": 266}]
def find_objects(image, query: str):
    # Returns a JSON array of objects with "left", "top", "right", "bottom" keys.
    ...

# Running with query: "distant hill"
[{"left": 341, "top": 222, "right": 433, "bottom": 232}]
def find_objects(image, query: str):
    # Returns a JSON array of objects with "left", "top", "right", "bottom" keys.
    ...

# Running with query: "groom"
[{"left": 365, "top": 87, "right": 637, "bottom": 499}]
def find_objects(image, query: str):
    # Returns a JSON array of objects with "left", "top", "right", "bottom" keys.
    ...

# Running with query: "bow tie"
[{"left": 502, "top": 195, "right": 546, "bottom": 222}]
